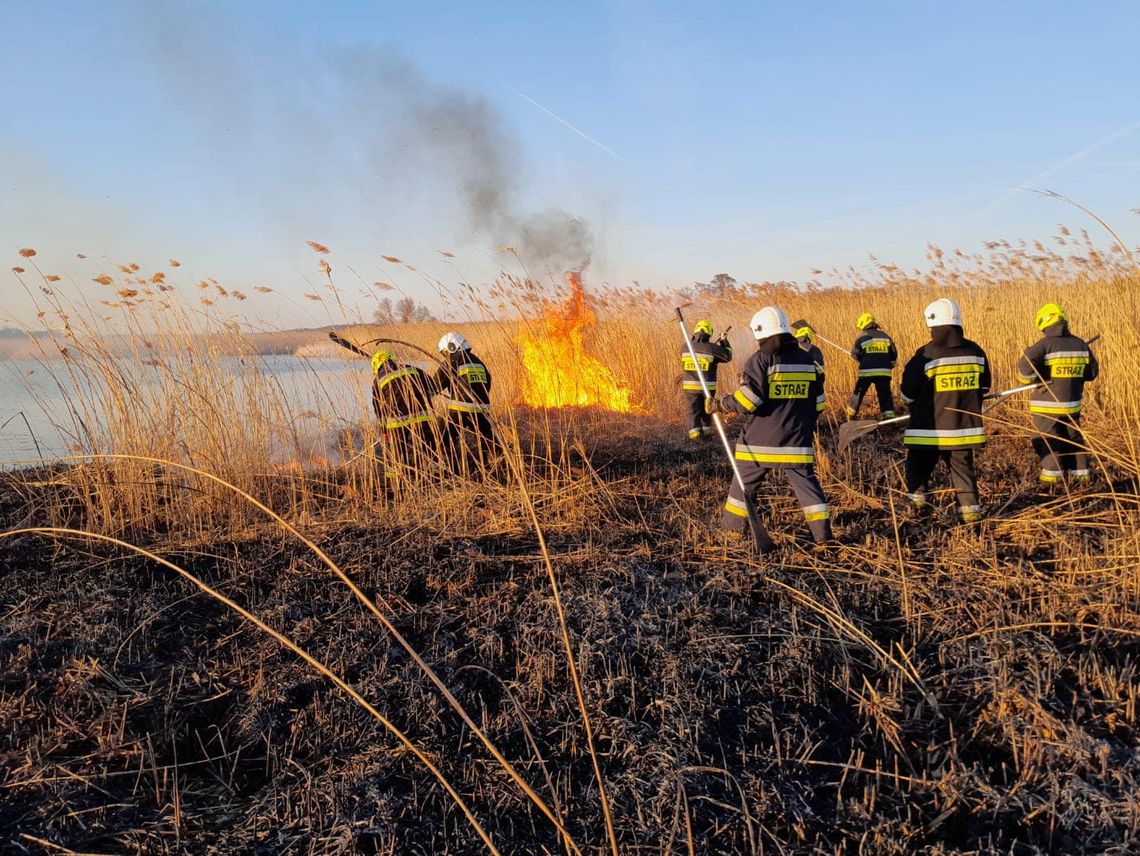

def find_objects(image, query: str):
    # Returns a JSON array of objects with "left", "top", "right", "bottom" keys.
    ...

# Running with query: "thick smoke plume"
[
  {"left": 364, "top": 56, "right": 595, "bottom": 273},
  {"left": 142, "top": 1, "right": 595, "bottom": 273}
]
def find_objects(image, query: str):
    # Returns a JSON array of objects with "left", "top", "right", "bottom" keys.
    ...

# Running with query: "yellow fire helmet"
[
  {"left": 1035, "top": 302, "right": 1068, "bottom": 332},
  {"left": 694, "top": 319, "right": 714, "bottom": 336},
  {"left": 856, "top": 312, "right": 875, "bottom": 330},
  {"left": 370, "top": 349, "right": 394, "bottom": 374}
]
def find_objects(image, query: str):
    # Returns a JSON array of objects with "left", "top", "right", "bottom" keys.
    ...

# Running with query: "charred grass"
[{"left": 2, "top": 415, "right": 1139, "bottom": 854}]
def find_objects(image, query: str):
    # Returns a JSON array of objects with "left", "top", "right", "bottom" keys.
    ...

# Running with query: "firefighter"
[
  {"left": 680, "top": 319, "right": 733, "bottom": 440},
  {"left": 706, "top": 306, "right": 832, "bottom": 546},
  {"left": 792, "top": 320, "right": 826, "bottom": 445},
  {"left": 1016, "top": 303, "right": 1099, "bottom": 486},
  {"left": 434, "top": 331, "right": 497, "bottom": 472},
  {"left": 791, "top": 320, "right": 825, "bottom": 374},
  {"left": 846, "top": 312, "right": 897, "bottom": 419},
  {"left": 371, "top": 349, "right": 436, "bottom": 481},
  {"left": 899, "top": 298, "right": 991, "bottom": 524}
]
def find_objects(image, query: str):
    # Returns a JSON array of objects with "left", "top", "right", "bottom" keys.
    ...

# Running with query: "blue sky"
[{"left": 3, "top": 0, "right": 1139, "bottom": 326}]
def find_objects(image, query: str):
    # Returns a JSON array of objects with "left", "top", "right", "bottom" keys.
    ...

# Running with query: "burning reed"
[{"left": 516, "top": 272, "right": 642, "bottom": 413}]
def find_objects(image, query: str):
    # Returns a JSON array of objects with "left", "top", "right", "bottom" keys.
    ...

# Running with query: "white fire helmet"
[
  {"left": 437, "top": 332, "right": 471, "bottom": 354},
  {"left": 749, "top": 306, "right": 792, "bottom": 341},
  {"left": 923, "top": 298, "right": 963, "bottom": 328}
]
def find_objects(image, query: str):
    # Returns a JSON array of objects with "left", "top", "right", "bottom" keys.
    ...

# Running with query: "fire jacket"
[
  {"left": 680, "top": 335, "right": 733, "bottom": 393},
  {"left": 372, "top": 362, "right": 435, "bottom": 430},
  {"left": 718, "top": 337, "right": 825, "bottom": 465},
  {"left": 899, "top": 328, "right": 991, "bottom": 448},
  {"left": 852, "top": 326, "right": 897, "bottom": 378},
  {"left": 1016, "top": 322, "right": 1098, "bottom": 416},
  {"left": 435, "top": 351, "right": 492, "bottom": 415},
  {"left": 800, "top": 341, "right": 825, "bottom": 374}
]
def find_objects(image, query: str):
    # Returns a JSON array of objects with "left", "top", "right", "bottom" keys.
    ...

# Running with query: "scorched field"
[{"left": 1, "top": 237, "right": 1139, "bottom": 855}]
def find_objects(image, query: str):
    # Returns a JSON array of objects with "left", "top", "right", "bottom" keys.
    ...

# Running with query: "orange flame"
[{"left": 517, "top": 272, "right": 640, "bottom": 412}]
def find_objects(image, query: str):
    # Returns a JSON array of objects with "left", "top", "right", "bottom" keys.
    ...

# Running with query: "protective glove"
[
  {"left": 704, "top": 396, "right": 723, "bottom": 415},
  {"left": 716, "top": 337, "right": 730, "bottom": 348}
]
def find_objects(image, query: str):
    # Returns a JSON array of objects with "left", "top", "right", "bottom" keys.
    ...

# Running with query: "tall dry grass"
[
  {"left": 3, "top": 230, "right": 1140, "bottom": 852},
  {"left": 13, "top": 231, "right": 1136, "bottom": 518}
]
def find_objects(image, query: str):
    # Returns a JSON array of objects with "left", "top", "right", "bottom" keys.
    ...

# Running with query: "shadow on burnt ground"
[{"left": 1, "top": 424, "right": 1138, "bottom": 854}]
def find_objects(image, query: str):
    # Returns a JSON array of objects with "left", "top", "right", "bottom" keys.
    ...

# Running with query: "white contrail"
[
  {"left": 975, "top": 118, "right": 1140, "bottom": 219},
  {"left": 517, "top": 91, "right": 628, "bottom": 164},
  {"left": 1022, "top": 119, "right": 1140, "bottom": 184}
]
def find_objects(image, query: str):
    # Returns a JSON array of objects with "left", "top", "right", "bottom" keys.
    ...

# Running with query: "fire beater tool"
[
  {"left": 328, "top": 330, "right": 371, "bottom": 359},
  {"left": 329, "top": 330, "right": 499, "bottom": 444},
  {"left": 837, "top": 385, "right": 1026, "bottom": 454}
]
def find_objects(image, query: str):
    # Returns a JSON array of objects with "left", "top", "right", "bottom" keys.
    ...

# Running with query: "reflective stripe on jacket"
[
  {"left": 680, "top": 337, "right": 732, "bottom": 392},
  {"left": 719, "top": 339, "right": 824, "bottom": 466},
  {"left": 434, "top": 352, "right": 493, "bottom": 414},
  {"left": 852, "top": 327, "right": 897, "bottom": 377},
  {"left": 385, "top": 411, "right": 432, "bottom": 429},
  {"left": 1016, "top": 323, "right": 1098, "bottom": 416},
  {"left": 899, "top": 332, "right": 990, "bottom": 448},
  {"left": 373, "top": 362, "right": 435, "bottom": 429}
]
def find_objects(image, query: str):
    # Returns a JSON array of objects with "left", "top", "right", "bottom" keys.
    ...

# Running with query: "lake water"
[{"left": 0, "top": 354, "right": 377, "bottom": 467}]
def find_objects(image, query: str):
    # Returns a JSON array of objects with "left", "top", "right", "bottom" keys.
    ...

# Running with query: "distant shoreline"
[{"left": 0, "top": 320, "right": 505, "bottom": 363}]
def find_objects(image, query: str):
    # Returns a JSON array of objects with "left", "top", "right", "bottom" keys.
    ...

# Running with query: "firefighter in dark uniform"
[
  {"left": 1016, "top": 303, "right": 1099, "bottom": 486},
  {"left": 371, "top": 349, "right": 436, "bottom": 481},
  {"left": 846, "top": 312, "right": 897, "bottom": 419},
  {"left": 899, "top": 298, "right": 991, "bottom": 524},
  {"left": 680, "top": 319, "right": 733, "bottom": 440},
  {"left": 791, "top": 320, "right": 825, "bottom": 373},
  {"left": 706, "top": 306, "right": 832, "bottom": 545},
  {"left": 434, "top": 331, "right": 497, "bottom": 472}
]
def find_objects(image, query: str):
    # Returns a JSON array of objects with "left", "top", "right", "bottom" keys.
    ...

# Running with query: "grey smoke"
[
  {"left": 336, "top": 53, "right": 598, "bottom": 273},
  {"left": 140, "top": 2, "right": 595, "bottom": 273},
  {"left": 516, "top": 209, "right": 594, "bottom": 273}
]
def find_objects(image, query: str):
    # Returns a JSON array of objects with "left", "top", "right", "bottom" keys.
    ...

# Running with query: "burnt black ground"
[{"left": 1, "top": 420, "right": 1138, "bottom": 854}]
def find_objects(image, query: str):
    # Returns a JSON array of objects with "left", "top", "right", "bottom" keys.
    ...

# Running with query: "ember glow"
[{"left": 517, "top": 272, "right": 641, "bottom": 412}]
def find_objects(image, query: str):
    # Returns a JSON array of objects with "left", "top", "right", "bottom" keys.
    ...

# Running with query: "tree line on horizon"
[{"left": 372, "top": 296, "right": 436, "bottom": 325}]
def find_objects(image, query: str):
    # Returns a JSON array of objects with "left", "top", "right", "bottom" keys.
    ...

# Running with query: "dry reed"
[{"left": 2, "top": 230, "right": 1139, "bottom": 852}]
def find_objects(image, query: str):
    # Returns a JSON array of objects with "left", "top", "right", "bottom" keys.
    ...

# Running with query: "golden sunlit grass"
[{"left": 1, "top": 230, "right": 1139, "bottom": 852}]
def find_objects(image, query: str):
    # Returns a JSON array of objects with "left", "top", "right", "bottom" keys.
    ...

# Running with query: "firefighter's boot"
[
  {"left": 904, "top": 492, "right": 932, "bottom": 521},
  {"left": 808, "top": 517, "right": 833, "bottom": 546},
  {"left": 958, "top": 503, "right": 984, "bottom": 527},
  {"left": 1068, "top": 468, "right": 1093, "bottom": 491}
]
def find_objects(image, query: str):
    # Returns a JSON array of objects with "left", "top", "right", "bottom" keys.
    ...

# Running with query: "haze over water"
[{"left": 0, "top": 355, "right": 370, "bottom": 466}]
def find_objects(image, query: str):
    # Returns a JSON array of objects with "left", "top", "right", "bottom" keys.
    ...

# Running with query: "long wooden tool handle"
[
  {"left": 328, "top": 330, "right": 370, "bottom": 358},
  {"left": 815, "top": 333, "right": 859, "bottom": 362}
]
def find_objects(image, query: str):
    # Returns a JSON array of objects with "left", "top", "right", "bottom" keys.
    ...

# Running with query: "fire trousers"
[
  {"left": 1031, "top": 413, "right": 1089, "bottom": 483},
  {"left": 442, "top": 411, "right": 498, "bottom": 475},
  {"left": 685, "top": 392, "right": 715, "bottom": 440},
  {"left": 374, "top": 423, "right": 434, "bottom": 486},
  {"left": 722, "top": 463, "right": 831, "bottom": 543},
  {"left": 847, "top": 377, "right": 894, "bottom": 417},
  {"left": 904, "top": 447, "right": 980, "bottom": 521}
]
